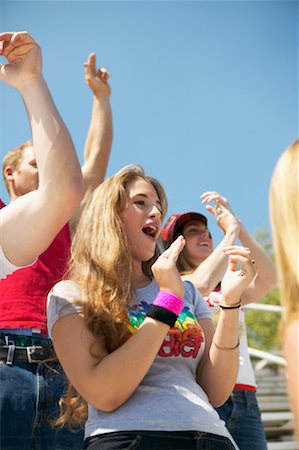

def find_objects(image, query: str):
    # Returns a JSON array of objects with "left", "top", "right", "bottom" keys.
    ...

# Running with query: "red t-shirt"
[{"left": 0, "top": 200, "right": 71, "bottom": 334}]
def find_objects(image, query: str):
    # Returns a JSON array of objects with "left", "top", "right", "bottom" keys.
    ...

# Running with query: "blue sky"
[{"left": 0, "top": 0, "right": 298, "bottom": 244}]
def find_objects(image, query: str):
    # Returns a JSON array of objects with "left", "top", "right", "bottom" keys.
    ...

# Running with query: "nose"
[
  {"left": 201, "top": 229, "right": 210, "bottom": 238},
  {"left": 149, "top": 204, "right": 162, "bottom": 218}
]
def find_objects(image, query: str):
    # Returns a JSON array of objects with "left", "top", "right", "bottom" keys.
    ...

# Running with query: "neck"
[
  {"left": 132, "top": 261, "right": 151, "bottom": 289},
  {"left": 8, "top": 188, "right": 18, "bottom": 203}
]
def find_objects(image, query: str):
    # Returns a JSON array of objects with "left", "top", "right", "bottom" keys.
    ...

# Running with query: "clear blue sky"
[{"left": 0, "top": 0, "right": 298, "bottom": 244}]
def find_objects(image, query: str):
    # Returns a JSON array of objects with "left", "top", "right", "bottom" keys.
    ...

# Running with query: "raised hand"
[
  {"left": 220, "top": 245, "right": 256, "bottom": 304},
  {"left": 201, "top": 191, "right": 235, "bottom": 214},
  {"left": 201, "top": 191, "right": 240, "bottom": 234},
  {"left": 84, "top": 53, "right": 111, "bottom": 97},
  {"left": 0, "top": 31, "right": 42, "bottom": 89},
  {"left": 152, "top": 235, "right": 185, "bottom": 298}
]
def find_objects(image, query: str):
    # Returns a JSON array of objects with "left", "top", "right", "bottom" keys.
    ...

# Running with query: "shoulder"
[
  {"left": 49, "top": 279, "right": 81, "bottom": 300},
  {"left": 47, "top": 280, "right": 83, "bottom": 337}
]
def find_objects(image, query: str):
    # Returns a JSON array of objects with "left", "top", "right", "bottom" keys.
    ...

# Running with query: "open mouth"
[
  {"left": 142, "top": 225, "right": 158, "bottom": 240},
  {"left": 199, "top": 242, "right": 210, "bottom": 248}
]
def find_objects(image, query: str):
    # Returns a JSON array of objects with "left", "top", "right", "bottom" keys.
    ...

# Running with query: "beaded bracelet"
[
  {"left": 146, "top": 291, "right": 184, "bottom": 328},
  {"left": 213, "top": 339, "right": 240, "bottom": 351}
]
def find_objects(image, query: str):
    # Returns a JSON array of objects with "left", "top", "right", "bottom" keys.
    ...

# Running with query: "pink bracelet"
[{"left": 153, "top": 291, "right": 184, "bottom": 316}]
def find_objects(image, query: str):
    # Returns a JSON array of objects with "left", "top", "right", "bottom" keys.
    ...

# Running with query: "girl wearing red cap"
[{"left": 162, "top": 192, "right": 277, "bottom": 450}]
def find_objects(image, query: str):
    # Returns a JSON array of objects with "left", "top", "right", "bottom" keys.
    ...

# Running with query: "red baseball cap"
[{"left": 161, "top": 212, "right": 208, "bottom": 247}]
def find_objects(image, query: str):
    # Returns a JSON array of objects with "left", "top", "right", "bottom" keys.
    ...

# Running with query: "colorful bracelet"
[
  {"left": 146, "top": 291, "right": 184, "bottom": 327},
  {"left": 213, "top": 339, "right": 240, "bottom": 351}
]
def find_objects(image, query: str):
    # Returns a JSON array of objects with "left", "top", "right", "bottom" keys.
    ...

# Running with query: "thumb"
[{"left": 228, "top": 255, "right": 238, "bottom": 272}]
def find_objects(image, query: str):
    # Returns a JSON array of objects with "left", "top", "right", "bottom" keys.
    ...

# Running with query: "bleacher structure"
[{"left": 245, "top": 303, "right": 298, "bottom": 450}]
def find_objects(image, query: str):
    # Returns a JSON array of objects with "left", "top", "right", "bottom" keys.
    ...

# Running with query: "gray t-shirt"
[{"left": 47, "top": 279, "right": 236, "bottom": 445}]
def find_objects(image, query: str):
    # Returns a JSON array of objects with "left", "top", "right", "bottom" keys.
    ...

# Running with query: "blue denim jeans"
[
  {"left": 84, "top": 431, "right": 237, "bottom": 449},
  {"left": 216, "top": 389, "right": 267, "bottom": 450},
  {"left": 0, "top": 332, "right": 84, "bottom": 450}
]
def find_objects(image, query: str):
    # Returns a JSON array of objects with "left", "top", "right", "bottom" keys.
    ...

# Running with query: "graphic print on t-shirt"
[{"left": 129, "top": 301, "right": 205, "bottom": 359}]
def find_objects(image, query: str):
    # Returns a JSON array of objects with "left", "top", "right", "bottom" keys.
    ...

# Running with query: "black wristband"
[
  {"left": 146, "top": 304, "right": 178, "bottom": 327},
  {"left": 219, "top": 304, "right": 241, "bottom": 310}
]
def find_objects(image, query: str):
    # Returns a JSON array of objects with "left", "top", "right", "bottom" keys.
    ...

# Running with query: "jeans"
[
  {"left": 84, "top": 430, "right": 237, "bottom": 449},
  {"left": 216, "top": 389, "right": 267, "bottom": 450},
  {"left": 0, "top": 332, "right": 84, "bottom": 450}
]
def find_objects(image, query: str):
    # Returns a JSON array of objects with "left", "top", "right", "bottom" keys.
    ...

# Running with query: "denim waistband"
[
  {"left": 0, "top": 328, "right": 48, "bottom": 336},
  {"left": 0, "top": 332, "right": 53, "bottom": 348}
]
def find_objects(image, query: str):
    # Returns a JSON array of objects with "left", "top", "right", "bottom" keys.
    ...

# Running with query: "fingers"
[
  {"left": 160, "top": 235, "right": 185, "bottom": 263},
  {"left": 201, "top": 192, "right": 231, "bottom": 216},
  {"left": 0, "top": 33, "right": 12, "bottom": 56},
  {"left": 84, "top": 52, "right": 96, "bottom": 75},
  {"left": 223, "top": 246, "right": 255, "bottom": 274},
  {"left": 0, "top": 31, "right": 35, "bottom": 58},
  {"left": 227, "top": 254, "right": 253, "bottom": 272},
  {"left": 0, "top": 31, "right": 27, "bottom": 46},
  {"left": 205, "top": 204, "right": 216, "bottom": 216},
  {"left": 84, "top": 52, "right": 110, "bottom": 80},
  {"left": 204, "top": 201, "right": 223, "bottom": 219},
  {"left": 97, "top": 67, "right": 110, "bottom": 82},
  {"left": 84, "top": 52, "right": 111, "bottom": 95},
  {"left": 0, "top": 31, "right": 32, "bottom": 43},
  {"left": 201, "top": 191, "right": 227, "bottom": 205},
  {"left": 152, "top": 236, "right": 185, "bottom": 298},
  {"left": 223, "top": 245, "right": 251, "bottom": 261}
]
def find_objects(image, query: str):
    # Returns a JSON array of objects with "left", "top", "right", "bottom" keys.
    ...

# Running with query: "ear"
[{"left": 3, "top": 166, "right": 14, "bottom": 182}]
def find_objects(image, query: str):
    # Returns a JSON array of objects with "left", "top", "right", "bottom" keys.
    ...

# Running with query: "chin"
[
  {"left": 144, "top": 251, "right": 156, "bottom": 262},
  {"left": 141, "top": 247, "right": 156, "bottom": 262}
]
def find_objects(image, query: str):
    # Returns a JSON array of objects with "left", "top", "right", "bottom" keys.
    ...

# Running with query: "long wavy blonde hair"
[
  {"left": 270, "top": 138, "right": 299, "bottom": 326},
  {"left": 55, "top": 165, "right": 167, "bottom": 428}
]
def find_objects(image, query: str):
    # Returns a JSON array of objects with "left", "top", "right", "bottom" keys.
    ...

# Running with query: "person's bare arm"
[
  {"left": 0, "top": 31, "right": 83, "bottom": 267},
  {"left": 201, "top": 192, "right": 277, "bottom": 304},
  {"left": 182, "top": 193, "right": 240, "bottom": 296},
  {"left": 236, "top": 222, "right": 277, "bottom": 303},
  {"left": 182, "top": 195, "right": 240, "bottom": 295},
  {"left": 70, "top": 53, "right": 113, "bottom": 234},
  {"left": 196, "top": 246, "right": 256, "bottom": 406}
]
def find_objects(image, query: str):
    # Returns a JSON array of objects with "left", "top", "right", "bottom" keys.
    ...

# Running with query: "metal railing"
[
  {"left": 244, "top": 303, "right": 286, "bottom": 369},
  {"left": 245, "top": 303, "right": 284, "bottom": 313}
]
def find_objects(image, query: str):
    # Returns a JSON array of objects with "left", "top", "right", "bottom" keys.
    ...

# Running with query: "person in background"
[
  {"left": 47, "top": 165, "right": 256, "bottom": 450},
  {"left": 0, "top": 31, "right": 83, "bottom": 279},
  {"left": 269, "top": 138, "right": 299, "bottom": 434},
  {"left": 162, "top": 191, "right": 277, "bottom": 450},
  {"left": 0, "top": 45, "right": 113, "bottom": 449}
]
